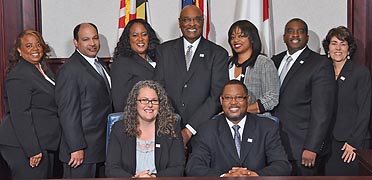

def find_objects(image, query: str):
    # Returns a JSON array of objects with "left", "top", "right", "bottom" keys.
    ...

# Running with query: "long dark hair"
[
  {"left": 7, "top": 30, "right": 51, "bottom": 74},
  {"left": 113, "top": 19, "right": 159, "bottom": 60},
  {"left": 228, "top": 20, "right": 262, "bottom": 68}
]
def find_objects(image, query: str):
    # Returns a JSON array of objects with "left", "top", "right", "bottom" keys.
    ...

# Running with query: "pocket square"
[{"left": 247, "top": 138, "right": 253, "bottom": 143}]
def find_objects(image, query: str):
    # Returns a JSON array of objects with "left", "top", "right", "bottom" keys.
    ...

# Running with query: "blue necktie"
[
  {"left": 279, "top": 56, "right": 293, "bottom": 84},
  {"left": 232, "top": 125, "right": 241, "bottom": 158},
  {"left": 94, "top": 59, "right": 110, "bottom": 90}
]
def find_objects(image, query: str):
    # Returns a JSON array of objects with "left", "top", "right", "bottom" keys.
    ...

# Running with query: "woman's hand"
[
  {"left": 341, "top": 142, "right": 357, "bottom": 163},
  {"left": 29, "top": 153, "right": 42, "bottom": 168}
]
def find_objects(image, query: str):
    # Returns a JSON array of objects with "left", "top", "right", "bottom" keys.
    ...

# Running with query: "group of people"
[{"left": 0, "top": 4, "right": 370, "bottom": 179}]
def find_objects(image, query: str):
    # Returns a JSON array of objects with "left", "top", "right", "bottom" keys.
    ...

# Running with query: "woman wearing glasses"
[
  {"left": 111, "top": 19, "right": 160, "bottom": 112},
  {"left": 105, "top": 80, "right": 185, "bottom": 178},
  {"left": 227, "top": 20, "right": 279, "bottom": 121}
]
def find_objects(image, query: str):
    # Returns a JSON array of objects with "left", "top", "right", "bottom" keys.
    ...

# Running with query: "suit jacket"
[
  {"left": 332, "top": 59, "right": 371, "bottom": 149},
  {"left": 154, "top": 37, "right": 229, "bottom": 130},
  {"left": 111, "top": 54, "right": 154, "bottom": 112},
  {"left": 186, "top": 114, "right": 291, "bottom": 176},
  {"left": 271, "top": 47, "right": 336, "bottom": 160},
  {"left": 105, "top": 120, "right": 185, "bottom": 177},
  {"left": 55, "top": 50, "right": 112, "bottom": 163},
  {"left": 0, "top": 58, "right": 61, "bottom": 157}
]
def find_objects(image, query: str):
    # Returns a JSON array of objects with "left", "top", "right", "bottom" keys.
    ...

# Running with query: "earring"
[
  {"left": 327, "top": 53, "right": 330, "bottom": 58},
  {"left": 347, "top": 52, "right": 350, "bottom": 60}
]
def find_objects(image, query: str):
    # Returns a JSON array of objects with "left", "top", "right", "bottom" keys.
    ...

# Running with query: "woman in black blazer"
[
  {"left": 0, "top": 30, "right": 61, "bottom": 178},
  {"left": 105, "top": 80, "right": 185, "bottom": 178},
  {"left": 111, "top": 19, "right": 160, "bottom": 112},
  {"left": 323, "top": 26, "right": 371, "bottom": 175}
]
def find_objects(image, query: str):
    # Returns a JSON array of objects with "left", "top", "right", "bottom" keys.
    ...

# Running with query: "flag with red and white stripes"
[
  {"left": 118, "top": 0, "right": 147, "bottom": 39},
  {"left": 182, "top": 0, "right": 210, "bottom": 40},
  {"left": 235, "top": 0, "right": 274, "bottom": 57}
]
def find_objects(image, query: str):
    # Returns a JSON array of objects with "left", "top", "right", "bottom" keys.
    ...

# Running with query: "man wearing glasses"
[
  {"left": 154, "top": 5, "right": 229, "bottom": 150},
  {"left": 186, "top": 80, "right": 291, "bottom": 177}
]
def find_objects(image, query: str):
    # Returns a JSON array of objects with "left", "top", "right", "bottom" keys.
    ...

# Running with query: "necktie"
[
  {"left": 185, "top": 45, "right": 193, "bottom": 70},
  {"left": 94, "top": 59, "right": 110, "bottom": 90},
  {"left": 232, "top": 125, "right": 241, "bottom": 158},
  {"left": 279, "top": 56, "right": 293, "bottom": 84}
]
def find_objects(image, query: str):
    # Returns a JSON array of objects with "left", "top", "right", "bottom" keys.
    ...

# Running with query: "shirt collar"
[
  {"left": 226, "top": 115, "right": 247, "bottom": 130},
  {"left": 76, "top": 49, "right": 97, "bottom": 64},
  {"left": 286, "top": 46, "right": 307, "bottom": 61},
  {"left": 183, "top": 37, "right": 201, "bottom": 50}
]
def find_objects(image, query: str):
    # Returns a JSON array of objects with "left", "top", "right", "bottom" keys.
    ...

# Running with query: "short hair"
[
  {"left": 285, "top": 18, "right": 308, "bottom": 35},
  {"left": 123, "top": 80, "right": 177, "bottom": 138},
  {"left": 73, "top": 23, "right": 98, "bottom": 40},
  {"left": 221, "top": 80, "right": 248, "bottom": 96},
  {"left": 322, "top": 26, "right": 357, "bottom": 59},
  {"left": 113, "top": 19, "right": 159, "bottom": 60},
  {"left": 228, "top": 20, "right": 262, "bottom": 67}
]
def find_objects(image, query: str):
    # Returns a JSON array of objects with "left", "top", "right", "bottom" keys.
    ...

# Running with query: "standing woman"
[
  {"left": 323, "top": 26, "right": 371, "bottom": 175},
  {"left": 111, "top": 19, "right": 160, "bottom": 112},
  {"left": 227, "top": 20, "right": 280, "bottom": 117},
  {"left": 0, "top": 30, "right": 61, "bottom": 178},
  {"left": 105, "top": 80, "right": 185, "bottom": 177}
]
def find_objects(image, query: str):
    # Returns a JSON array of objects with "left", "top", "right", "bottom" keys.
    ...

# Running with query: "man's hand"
[
  {"left": 29, "top": 153, "right": 42, "bottom": 168},
  {"left": 133, "top": 170, "right": 156, "bottom": 178},
  {"left": 341, "top": 142, "right": 356, "bottom": 163},
  {"left": 223, "top": 167, "right": 259, "bottom": 177},
  {"left": 302, "top": 149, "right": 317, "bottom": 167},
  {"left": 68, "top": 150, "right": 84, "bottom": 168},
  {"left": 181, "top": 128, "right": 193, "bottom": 149}
]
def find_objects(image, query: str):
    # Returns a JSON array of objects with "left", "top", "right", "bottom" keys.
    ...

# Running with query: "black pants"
[
  {"left": 63, "top": 162, "right": 105, "bottom": 178},
  {"left": 0, "top": 145, "right": 55, "bottom": 179}
]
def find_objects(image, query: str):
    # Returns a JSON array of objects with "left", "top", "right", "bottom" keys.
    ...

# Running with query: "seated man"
[{"left": 186, "top": 80, "right": 291, "bottom": 177}]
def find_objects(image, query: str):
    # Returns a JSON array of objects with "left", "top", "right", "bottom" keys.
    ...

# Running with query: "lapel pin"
[
  {"left": 247, "top": 138, "right": 253, "bottom": 143},
  {"left": 340, "top": 76, "right": 346, "bottom": 81},
  {"left": 156, "top": 144, "right": 161, "bottom": 148},
  {"left": 300, "top": 60, "right": 304, "bottom": 64},
  {"left": 199, "top": 54, "right": 205, "bottom": 58}
]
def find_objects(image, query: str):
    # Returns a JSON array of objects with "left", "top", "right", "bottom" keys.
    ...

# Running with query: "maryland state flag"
[{"left": 118, "top": 0, "right": 147, "bottom": 38}]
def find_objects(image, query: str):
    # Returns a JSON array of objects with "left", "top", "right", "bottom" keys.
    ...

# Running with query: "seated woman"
[
  {"left": 111, "top": 19, "right": 160, "bottom": 112},
  {"left": 227, "top": 20, "right": 280, "bottom": 121},
  {"left": 105, "top": 80, "right": 185, "bottom": 178}
]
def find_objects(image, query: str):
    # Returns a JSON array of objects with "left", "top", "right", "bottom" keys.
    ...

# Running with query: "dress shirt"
[
  {"left": 225, "top": 116, "right": 247, "bottom": 141},
  {"left": 76, "top": 49, "right": 111, "bottom": 87},
  {"left": 277, "top": 46, "right": 307, "bottom": 77}
]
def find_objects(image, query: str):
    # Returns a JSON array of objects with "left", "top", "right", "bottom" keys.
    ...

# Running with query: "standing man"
[
  {"left": 154, "top": 5, "right": 229, "bottom": 149},
  {"left": 55, "top": 23, "right": 112, "bottom": 178},
  {"left": 186, "top": 80, "right": 291, "bottom": 177},
  {"left": 271, "top": 18, "right": 336, "bottom": 175}
]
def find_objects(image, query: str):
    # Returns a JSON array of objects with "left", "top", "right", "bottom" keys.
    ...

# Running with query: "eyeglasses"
[
  {"left": 137, "top": 98, "right": 159, "bottom": 105},
  {"left": 221, "top": 95, "right": 247, "bottom": 102},
  {"left": 230, "top": 34, "right": 249, "bottom": 41},
  {"left": 179, "top": 16, "right": 204, "bottom": 24}
]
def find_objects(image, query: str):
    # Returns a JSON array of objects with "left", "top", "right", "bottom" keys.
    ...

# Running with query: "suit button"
[{"left": 184, "top": 84, "right": 187, "bottom": 88}]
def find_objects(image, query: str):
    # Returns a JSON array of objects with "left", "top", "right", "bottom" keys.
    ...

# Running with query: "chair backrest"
[{"left": 106, "top": 112, "right": 124, "bottom": 153}]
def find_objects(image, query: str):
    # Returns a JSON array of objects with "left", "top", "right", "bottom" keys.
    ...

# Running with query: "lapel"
[
  {"left": 154, "top": 128, "right": 162, "bottom": 170},
  {"left": 20, "top": 58, "right": 55, "bottom": 94},
  {"left": 218, "top": 115, "right": 240, "bottom": 164},
  {"left": 337, "top": 60, "right": 352, "bottom": 87},
  {"left": 132, "top": 54, "right": 155, "bottom": 73},
  {"left": 239, "top": 114, "right": 256, "bottom": 164},
  {"left": 174, "top": 38, "right": 188, "bottom": 78},
  {"left": 280, "top": 47, "right": 310, "bottom": 92},
  {"left": 75, "top": 51, "right": 110, "bottom": 94},
  {"left": 184, "top": 37, "right": 207, "bottom": 83},
  {"left": 127, "top": 134, "right": 137, "bottom": 173}
]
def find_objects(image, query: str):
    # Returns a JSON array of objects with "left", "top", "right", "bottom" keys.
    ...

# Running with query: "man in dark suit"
[
  {"left": 271, "top": 18, "right": 336, "bottom": 175},
  {"left": 55, "top": 23, "right": 112, "bottom": 178},
  {"left": 186, "top": 80, "right": 291, "bottom": 177},
  {"left": 154, "top": 5, "right": 229, "bottom": 149}
]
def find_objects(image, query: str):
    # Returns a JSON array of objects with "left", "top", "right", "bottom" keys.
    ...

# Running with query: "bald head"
[{"left": 178, "top": 5, "right": 204, "bottom": 43}]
